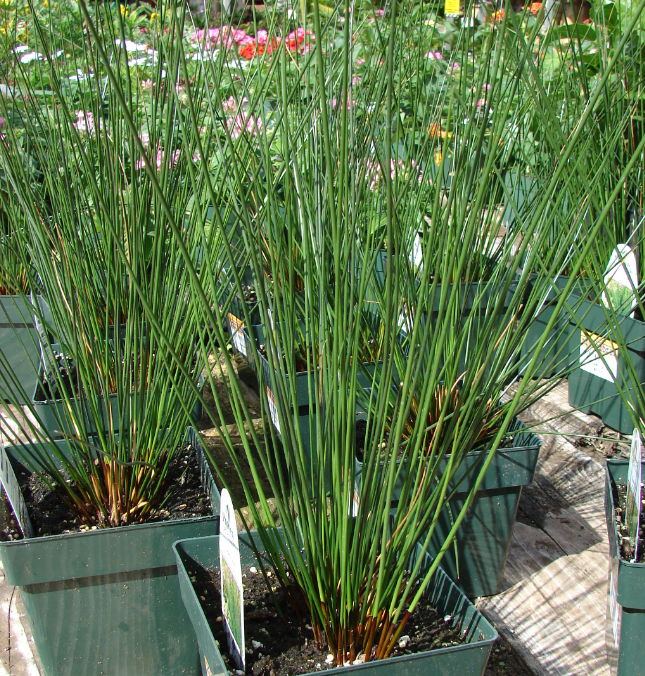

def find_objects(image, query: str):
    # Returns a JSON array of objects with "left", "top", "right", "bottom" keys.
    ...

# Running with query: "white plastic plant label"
[
  {"left": 602, "top": 244, "right": 638, "bottom": 318},
  {"left": 266, "top": 386, "right": 280, "bottom": 434},
  {"left": 228, "top": 313, "right": 247, "bottom": 356},
  {"left": 32, "top": 293, "right": 56, "bottom": 379},
  {"left": 219, "top": 489, "right": 245, "bottom": 672},
  {"left": 0, "top": 440, "right": 33, "bottom": 538},
  {"left": 580, "top": 331, "right": 619, "bottom": 382},
  {"left": 626, "top": 429, "right": 642, "bottom": 562},
  {"left": 350, "top": 483, "right": 360, "bottom": 517},
  {"left": 410, "top": 233, "right": 423, "bottom": 269}
]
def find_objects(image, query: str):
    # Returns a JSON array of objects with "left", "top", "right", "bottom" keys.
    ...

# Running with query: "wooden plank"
[{"left": 480, "top": 381, "right": 611, "bottom": 676}]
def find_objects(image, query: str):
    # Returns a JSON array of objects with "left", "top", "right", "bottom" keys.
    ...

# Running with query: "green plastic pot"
[
  {"left": 0, "top": 295, "right": 40, "bottom": 405},
  {"left": 355, "top": 418, "right": 542, "bottom": 598},
  {"left": 519, "top": 276, "right": 580, "bottom": 379},
  {"left": 604, "top": 459, "right": 645, "bottom": 676},
  {"left": 31, "top": 366, "right": 205, "bottom": 438},
  {"left": 502, "top": 172, "right": 539, "bottom": 230},
  {"left": 0, "top": 427, "right": 220, "bottom": 676},
  {"left": 568, "top": 297, "right": 645, "bottom": 433},
  {"left": 173, "top": 529, "right": 497, "bottom": 676}
]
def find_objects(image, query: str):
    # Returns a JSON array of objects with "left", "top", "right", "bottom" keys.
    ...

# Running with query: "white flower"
[
  {"left": 68, "top": 68, "right": 91, "bottom": 82},
  {"left": 20, "top": 52, "right": 41, "bottom": 64},
  {"left": 13, "top": 45, "right": 28, "bottom": 54},
  {"left": 115, "top": 39, "right": 148, "bottom": 53},
  {"left": 128, "top": 57, "right": 148, "bottom": 67}
]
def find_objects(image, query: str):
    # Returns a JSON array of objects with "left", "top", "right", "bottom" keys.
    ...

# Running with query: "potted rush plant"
[
  {"left": 0, "top": 5, "right": 229, "bottom": 674},
  {"left": 126, "top": 0, "right": 628, "bottom": 670}
]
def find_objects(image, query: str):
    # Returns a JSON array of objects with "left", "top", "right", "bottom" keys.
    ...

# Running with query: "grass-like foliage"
[
  {"left": 0, "top": 0, "right": 220, "bottom": 527},
  {"left": 0, "top": 0, "right": 644, "bottom": 665}
]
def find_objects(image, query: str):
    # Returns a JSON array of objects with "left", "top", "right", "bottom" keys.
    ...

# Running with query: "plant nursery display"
[
  {"left": 70, "top": 0, "right": 645, "bottom": 673},
  {"left": 0, "top": 0, "right": 643, "bottom": 673}
]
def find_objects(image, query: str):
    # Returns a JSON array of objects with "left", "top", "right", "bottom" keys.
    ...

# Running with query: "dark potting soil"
[
  {"left": 613, "top": 480, "right": 645, "bottom": 563},
  {"left": 484, "top": 634, "right": 532, "bottom": 676},
  {"left": 189, "top": 562, "right": 466, "bottom": 676},
  {"left": 0, "top": 443, "right": 212, "bottom": 540}
]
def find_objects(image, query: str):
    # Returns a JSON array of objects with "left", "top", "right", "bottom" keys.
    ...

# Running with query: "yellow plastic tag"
[{"left": 445, "top": 0, "right": 461, "bottom": 15}]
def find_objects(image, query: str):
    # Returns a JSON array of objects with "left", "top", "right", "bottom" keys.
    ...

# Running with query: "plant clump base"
[
  {"left": 189, "top": 563, "right": 466, "bottom": 675},
  {"left": 0, "top": 443, "right": 212, "bottom": 539}
]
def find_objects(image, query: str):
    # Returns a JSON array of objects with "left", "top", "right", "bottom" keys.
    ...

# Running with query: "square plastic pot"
[
  {"left": 519, "top": 276, "right": 579, "bottom": 379},
  {"left": 31, "top": 366, "right": 204, "bottom": 438},
  {"left": 0, "top": 427, "right": 220, "bottom": 676},
  {"left": 173, "top": 529, "right": 497, "bottom": 676},
  {"left": 355, "top": 418, "right": 542, "bottom": 598},
  {"left": 0, "top": 295, "right": 40, "bottom": 405},
  {"left": 604, "top": 459, "right": 645, "bottom": 676},
  {"left": 568, "top": 298, "right": 645, "bottom": 434}
]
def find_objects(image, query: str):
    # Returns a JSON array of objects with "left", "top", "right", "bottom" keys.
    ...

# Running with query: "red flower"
[{"left": 239, "top": 39, "right": 256, "bottom": 59}]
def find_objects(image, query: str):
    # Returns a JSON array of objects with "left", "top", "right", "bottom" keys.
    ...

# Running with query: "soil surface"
[
  {"left": 0, "top": 442, "right": 213, "bottom": 539},
  {"left": 484, "top": 634, "right": 532, "bottom": 675},
  {"left": 188, "top": 562, "right": 467, "bottom": 676},
  {"left": 613, "top": 480, "right": 645, "bottom": 562}
]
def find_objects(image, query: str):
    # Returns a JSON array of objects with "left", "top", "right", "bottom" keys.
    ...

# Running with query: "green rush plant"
[
  {"left": 0, "top": 0, "right": 226, "bottom": 528},
  {"left": 10, "top": 0, "right": 645, "bottom": 666},
  {"left": 112, "top": 0, "right": 645, "bottom": 664}
]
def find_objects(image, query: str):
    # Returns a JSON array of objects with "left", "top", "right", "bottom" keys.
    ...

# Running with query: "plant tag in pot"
[
  {"left": 266, "top": 387, "right": 280, "bottom": 434},
  {"left": 0, "top": 440, "right": 33, "bottom": 538},
  {"left": 228, "top": 313, "right": 247, "bottom": 356},
  {"left": 602, "top": 244, "right": 638, "bottom": 318},
  {"left": 219, "top": 489, "right": 245, "bottom": 671},
  {"left": 31, "top": 293, "right": 56, "bottom": 379},
  {"left": 626, "top": 429, "right": 642, "bottom": 562},
  {"left": 579, "top": 331, "right": 619, "bottom": 382},
  {"left": 410, "top": 232, "right": 423, "bottom": 269}
]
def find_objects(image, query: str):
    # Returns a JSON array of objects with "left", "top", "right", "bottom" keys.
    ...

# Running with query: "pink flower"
[
  {"left": 136, "top": 146, "right": 181, "bottom": 170},
  {"left": 355, "top": 58, "right": 365, "bottom": 66},
  {"left": 375, "top": 8, "right": 385, "bottom": 15},
  {"left": 256, "top": 29, "right": 268, "bottom": 45},
  {"left": 331, "top": 96, "right": 353, "bottom": 110},
  {"left": 228, "top": 112, "right": 262, "bottom": 139},
  {"left": 74, "top": 110, "right": 97, "bottom": 136},
  {"left": 425, "top": 51, "right": 442, "bottom": 60},
  {"left": 233, "top": 29, "right": 247, "bottom": 44},
  {"left": 0, "top": 117, "right": 6, "bottom": 129},
  {"left": 352, "top": 75, "right": 361, "bottom": 85}
]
